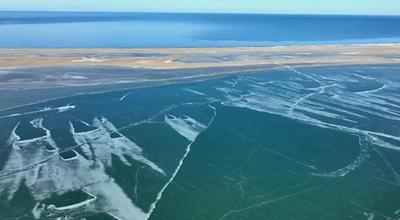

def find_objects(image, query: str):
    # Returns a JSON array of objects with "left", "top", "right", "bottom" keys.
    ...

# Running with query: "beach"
[{"left": 1, "top": 44, "right": 400, "bottom": 70}]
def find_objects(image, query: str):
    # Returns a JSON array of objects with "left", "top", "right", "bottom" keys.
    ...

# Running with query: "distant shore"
[{"left": 1, "top": 44, "right": 400, "bottom": 70}]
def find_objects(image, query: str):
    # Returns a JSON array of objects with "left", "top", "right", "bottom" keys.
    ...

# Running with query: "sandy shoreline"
[{"left": 0, "top": 44, "right": 400, "bottom": 70}]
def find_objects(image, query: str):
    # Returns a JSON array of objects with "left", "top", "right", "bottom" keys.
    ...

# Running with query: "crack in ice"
[{"left": 146, "top": 105, "right": 217, "bottom": 219}]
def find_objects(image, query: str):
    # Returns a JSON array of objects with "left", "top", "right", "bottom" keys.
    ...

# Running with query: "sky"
[{"left": 1, "top": 0, "right": 400, "bottom": 15}]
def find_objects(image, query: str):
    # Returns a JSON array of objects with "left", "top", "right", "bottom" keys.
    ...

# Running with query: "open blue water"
[{"left": 1, "top": 11, "right": 400, "bottom": 48}]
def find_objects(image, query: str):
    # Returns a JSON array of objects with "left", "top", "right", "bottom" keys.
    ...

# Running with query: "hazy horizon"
[
  {"left": 1, "top": 0, "right": 399, "bottom": 16},
  {"left": 1, "top": 10, "right": 400, "bottom": 17}
]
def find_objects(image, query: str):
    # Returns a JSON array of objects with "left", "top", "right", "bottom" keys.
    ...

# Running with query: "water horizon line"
[{"left": 0, "top": 10, "right": 399, "bottom": 17}]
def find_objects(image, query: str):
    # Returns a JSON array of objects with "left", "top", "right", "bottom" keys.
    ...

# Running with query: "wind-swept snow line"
[
  {"left": 119, "top": 92, "right": 131, "bottom": 101},
  {"left": 356, "top": 84, "right": 387, "bottom": 94},
  {"left": 183, "top": 88, "right": 206, "bottom": 96},
  {"left": 283, "top": 65, "right": 321, "bottom": 84},
  {"left": 0, "top": 104, "right": 76, "bottom": 120},
  {"left": 287, "top": 84, "right": 337, "bottom": 117}
]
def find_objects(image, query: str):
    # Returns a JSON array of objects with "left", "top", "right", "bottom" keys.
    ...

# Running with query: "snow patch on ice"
[{"left": 164, "top": 115, "right": 206, "bottom": 141}]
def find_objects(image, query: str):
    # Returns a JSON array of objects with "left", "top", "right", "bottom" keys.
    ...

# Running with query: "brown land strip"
[{"left": 0, "top": 44, "right": 399, "bottom": 70}]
